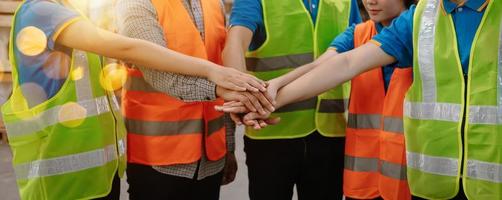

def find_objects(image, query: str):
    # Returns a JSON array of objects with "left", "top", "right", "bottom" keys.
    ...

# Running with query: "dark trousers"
[
  {"left": 94, "top": 173, "right": 121, "bottom": 200},
  {"left": 126, "top": 163, "right": 223, "bottom": 200},
  {"left": 244, "top": 131, "right": 345, "bottom": 200}
]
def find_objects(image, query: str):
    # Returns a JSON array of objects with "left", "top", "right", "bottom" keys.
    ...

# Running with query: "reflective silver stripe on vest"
[
  {"left": 381, "top": 160, "right": 407, "bottom": 180},
  {"left": 275, "top": 97, "right": 318, "bottom": 113},
  {"left": 407, "top": 151, "right": 458, "bottom": 177},
  {"left": 383, "top": 116, "right": 404, "bottom": 133},
  {"left": 404, "top": 101, "right": 461, "bottom": 122},
  {"left": 469, "top": 105, "right": 502, "bottom": 124},
  {"left": 417, "top": 0, "right": 439, "bottom": 103},
  {"left": 467, "top": 159, "right": 502, "bottom": 183},
  {"left": 74, "top": 51, "right": 93, "bottom": 101},
  {"left": 6, "top": 96, "right": 111, "bottom": 137},
  {"left": 345, "top": 155, "right": 407, "bottom": 180},
  {"left": 470, "top": 23, "right": 502, "bottom": 125},
  {"left": 125, "top": 118, "right": 203, "bottom": 136},
  {"left": 246, "top": 53, "right": 314, "bottom": 72},
  {"left": 14, "top": 141, "right": 123, "bottom": 179},
  {"left": 347, "top": 114, "right": 381, "bottom": 129},
  {"left": 318, "top": 99, "right": 348, "bottom": 113},
  {"left": 344, "top": 155, "right": 379, "bottom": 172}
]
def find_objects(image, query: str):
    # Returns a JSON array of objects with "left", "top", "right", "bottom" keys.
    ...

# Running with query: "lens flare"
[
  {"left": 58, "top": 102, "right": 87, "bottom": 128},
  {"left": 99, "top": 63, "right": 127, "bottom": 91},
  {"left": 16, "top": 26, "right": 47, "bottom": 56}
]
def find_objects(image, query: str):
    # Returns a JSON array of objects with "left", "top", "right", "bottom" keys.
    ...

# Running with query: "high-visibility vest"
[
  {"left": 245, "top": 0, "right": 352, "bottom": 139},
  {"left": 343, "top": 20, "right": 412, "bottom": 200},
  {"left": 123, "top": 0, "right": 227, "bottom": 166},
  {"left": 406, "top": 0, "right": 502, "bottom": 199},
  {"left": 2, "top": 3, "right": 126, "bottom": 200}
]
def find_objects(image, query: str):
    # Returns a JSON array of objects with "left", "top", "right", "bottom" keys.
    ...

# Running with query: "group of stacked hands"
[{"left": 210, "top": 71, "right": 283, "bottom": 129}]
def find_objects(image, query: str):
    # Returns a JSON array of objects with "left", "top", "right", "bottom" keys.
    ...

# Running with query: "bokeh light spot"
[
  {"left": 42, "top": 51, "right": 71, "bottom": 79},
  {"left": 16, "top": 26, "right": 47, "bottom": 56},
  {"left": 58, "top": 102, "right": 87, "bottom": 127},
  {"left": 71, "top": 67, "right": 85, "bottom": 81},
  {"left": 20, "top": 82, "right": 48, "bottom": 108},
  {"left": 99, "top": 63, "right": 127, "bottom": 91}
]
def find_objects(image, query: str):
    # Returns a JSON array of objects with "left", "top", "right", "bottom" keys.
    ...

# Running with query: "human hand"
[
  {"left": 215, "top": 102, "right": 280, "bottom": 129},
  {"left": 216, "top": 86, "right": 275, "bottom": 115},
  {"left": 208, "top": 67, "right": 267, "bottom": 92}
]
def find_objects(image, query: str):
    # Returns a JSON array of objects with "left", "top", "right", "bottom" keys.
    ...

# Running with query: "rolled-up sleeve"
[{"left": 115, "top": 0, "right": 217, "bottom": 101}]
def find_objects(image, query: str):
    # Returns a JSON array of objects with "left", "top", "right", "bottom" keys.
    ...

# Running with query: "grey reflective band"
[
  {"left": 275, "top": 97, "right": 317, "bottom": 113},
  {"left": 381, "top": 160, "right": 407, "bottom": 180},
  {"left": 6, "top": 96, "right": 112, "bottom": 137},
  {"left": 14, "top": 141, "right": 123, "bottom": 179},
  {"left": 117, "top": 139, "right": 126, "bottom": 156},
  {"left": 126, "top": 76, "right": 159, "bottom": 93},
  {"left": 345, "top": 155, "right": 407, "bottom": 180},
  {"left": 318, "top": 99, "right": 347, "bottom": 113},
  {"left": 417, "top": 0, "right": 439, "bottom": 103},
  {"left": 246, "top": 53, "right": 313, "bottom": 72},
  {"left": 126, "top": 118, "right": 203, "bottom": 136},
  {"left": 347, "top": 114, "right": 381, "bottom": 129},
  {"left": 383, "top": 116, "right": 404, "bottom": 133},
  {"left": 404, "top": 101, "right": 461, "bottom": 122},
  {"left": 467, "top": 159, "right": 502, "bottom": 183},
  {"left": 469, "top": 106, "right": 502, "bottom": 124},
  {"left": 74, "top": 51, "right": 93, "bottom": 101},
  {"left": 207, "top": 116, "right": 225, "bottom": 136},
  {"left": 407, "top": 151, "right": 458, "bottom": 177},
  {"left": 344, "top": 155, "right": 379, "bottom": 172},
  {"left": 469, "top": 24, "right": 502, "bottom": 125}
]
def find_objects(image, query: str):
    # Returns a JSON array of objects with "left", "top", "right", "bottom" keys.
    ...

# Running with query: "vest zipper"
[{"left": 460, "top": 73, "right": 468, "bottom": 179}]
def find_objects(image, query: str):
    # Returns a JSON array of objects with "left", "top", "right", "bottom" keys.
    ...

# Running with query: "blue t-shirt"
[
  {"left": 372, "top": 0, "right": 488, "bottom": 75},
  {"left": 229, "top": 0, "right": 362, "bottom": 50},
  {"left": 331, "top": 22, "right": 397, "bottom": 91},
  {"left": 13, "top": 0, "right": 80, "bottom": 107}
]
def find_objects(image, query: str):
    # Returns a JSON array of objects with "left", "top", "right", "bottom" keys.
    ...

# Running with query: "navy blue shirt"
[
  {"left": 372, "top": 0, "right": 488, "bottom": 75},
  {"left": 229, "top": 0, "right": 362, "bottom": 50}
]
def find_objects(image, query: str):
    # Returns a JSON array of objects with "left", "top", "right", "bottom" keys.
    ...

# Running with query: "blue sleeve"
[
  {"left": 20, "top": 1, "right": 79, "bottom": 50},
  {"left": 329, "top": 24, "right": 356, "bottom": 53},
  {"left": 229, "top": 0, "right": 263, "bottom": 33},
  {"left": 349, "top": 0, "right": 362, "bottom": 25},
  {"left": 372, "top": 5, "right": 416, "bottom": 67}
]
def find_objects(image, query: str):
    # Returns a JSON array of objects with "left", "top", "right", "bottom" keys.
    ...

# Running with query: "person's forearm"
[
  {"left": 120, "top": 38, "right": 217, "bottom": 77},
  {"left": 273, "top": 49, "right": 340, "bottom": 87},
  {"left": 222, "top": 36, "right": 247, "bottom": 72},
  {"left": 274, "top": 43, "right": 394, "bottom": 108},
  {"left": 222, "top": 26, "right": 254, "bottom": 72}
]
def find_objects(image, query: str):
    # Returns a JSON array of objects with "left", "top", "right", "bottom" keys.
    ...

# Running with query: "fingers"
[
  {"left": 263, "top": 90, "right": 277, "bottom": 105},
  {"left": 243, "top": 92, "right": 266, "bottom": 115},
  {"left": 237, "top": 94, "right": 257, "bottom": 113},
  {"left": 215, "top": 105, "right": 248, "bottom": 113},
  {"left": 240, "top": 74, "right": 267, "bottom": 92},
  {"left": 265, "top": 117, "right": 281, "bottom": 125},
  {"left": 251, "top": 92, "right": 275, "bottom": 112},
  {"left": 229, "top": 113, "right": 242, "bottom": 125}
]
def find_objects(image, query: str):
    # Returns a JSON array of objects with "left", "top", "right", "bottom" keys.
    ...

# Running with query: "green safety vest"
[
  {"left": 1, "top": 3, "right": 127, "bottom": 199},
  {"left": 405, "top": 0, "right": 502, "bottom": 199},
  {"left": 245, "top": 0, "right": 351, "bottom": 139}
]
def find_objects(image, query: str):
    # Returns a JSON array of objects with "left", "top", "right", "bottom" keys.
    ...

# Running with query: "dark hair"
[{"left": 404, "top": 0, "right": 417, "bottom": 9}]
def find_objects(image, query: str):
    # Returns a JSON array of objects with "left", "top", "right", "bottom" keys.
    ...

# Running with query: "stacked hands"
[{"left": 208, "top": 67, "right": 281, "bottom": 130}]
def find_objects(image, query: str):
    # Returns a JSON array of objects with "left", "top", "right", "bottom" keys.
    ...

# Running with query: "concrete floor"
[{"left": 0, "top": 127, "right": 291, "bottom": 200}]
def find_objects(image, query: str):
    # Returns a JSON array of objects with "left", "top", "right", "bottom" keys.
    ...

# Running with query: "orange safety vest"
[
  {"left": 343, "top": 21, "right": 412, "bottom": 200},
  {"left": 122, "top": 0, "right": 227, "bottom": 166}
]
